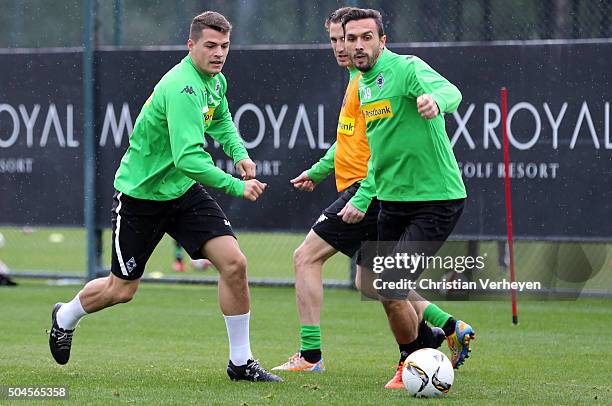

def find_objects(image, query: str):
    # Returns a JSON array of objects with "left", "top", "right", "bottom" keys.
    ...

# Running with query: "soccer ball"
[{"left": 402, "top": 348, "right": 454, "bottom": 398}]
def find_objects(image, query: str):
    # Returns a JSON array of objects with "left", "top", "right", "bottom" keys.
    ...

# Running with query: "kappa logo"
[
  {"left": 181, "top": 86, "right": 195, "bottom": 95},
  {"left": 376, "top": 73, "right": 385, "bottom": 89},
  {"left": 125, "top": 257, "right": 137, "bottom": 273},
  {"left": 215, "top": 79, "right": 221, "bottom": 94},
  {"left": 314, "top": 214, "right": 327, "bottom": 225}
]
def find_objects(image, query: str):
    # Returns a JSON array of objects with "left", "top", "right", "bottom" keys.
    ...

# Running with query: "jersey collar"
[
  {"left": 184, "top": 54, "right": 217, "bottom": 82},
  {"left": 361, "top": 48, "right": 392, "bottom": 80}
]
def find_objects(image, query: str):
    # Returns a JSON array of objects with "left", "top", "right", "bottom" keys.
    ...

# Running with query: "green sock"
[
  {"left": 300, "top": 325, "right": 321, "bottom": 351},
  {"left": 423, "top": 303, "right": 452, "bottom": 329}
]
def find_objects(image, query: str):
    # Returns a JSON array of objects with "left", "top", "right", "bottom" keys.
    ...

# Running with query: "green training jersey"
[
  {"left": 358, "top": 49, "right": 466, "bottom": 202},
  {"left": 114, "top": 55, "right": 249, "bottom": 200}
]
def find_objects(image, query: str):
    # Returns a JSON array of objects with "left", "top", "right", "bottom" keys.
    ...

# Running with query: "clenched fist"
[
  {"left": 417, "top": 94, "right": 439, "bottom": 119},
  {"left": 236, "top": 158, "right": 257, "bottom": 180},
  {"left": 243, "top": 179, "right": 267, "bottom": 201}
]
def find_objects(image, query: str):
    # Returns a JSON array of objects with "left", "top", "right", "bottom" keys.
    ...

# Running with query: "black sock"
[
  {"left": 417, "top": 320, "right": 434, "bottom": 349},
  {"left": 301, "top": 349, "right": 322, "bottom": 363},
  {"left": 398, "top": 340, "right": 420, "bottom": 364},
  {"left": 442, "top": 317, "right": 457, "bottom": 337}
]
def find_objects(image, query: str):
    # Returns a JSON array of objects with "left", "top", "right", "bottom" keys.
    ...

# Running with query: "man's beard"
[{"left": 353, "top": 48, "right": 381, "bottom": 72}]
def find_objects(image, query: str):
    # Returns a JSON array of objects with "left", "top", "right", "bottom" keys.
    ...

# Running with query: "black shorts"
[
  {"left": 110, "top": 183, "right": 235, "bottom": 280},
  {"left": 374, "top": 199, "right": 465, "bottom": 299},
  {"left": 311, "top": 183, "right": 379, "bottom": 263}
]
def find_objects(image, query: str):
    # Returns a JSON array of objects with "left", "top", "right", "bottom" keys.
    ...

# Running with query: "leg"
[
  {"left": 49, "top": 190, "right": 165, "bottom": 365},
  {"left": 78, "top": 274, "right": 140, "bottom": 313},
  {"left": 381, "top": 299, "right": 419, "bottom": 345},
  {"left": 202, "top": 235, "right": 249, "bottom": 316},
  {"left": 202, "top": 235, "right": 281, "bottom": 382},
  {"left": 294, "top": 230, "right": 337, "bottom": 325}
]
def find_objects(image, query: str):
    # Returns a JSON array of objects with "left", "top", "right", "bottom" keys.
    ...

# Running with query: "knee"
[
  {"left": 221, "top": 252, "right": 248, "bottom": 280},
  {"left": 382, "top": 299, "right": 411, "bottom": 317},
  {"left": 109, "top": 283, "right": 138, "bottom": 304},
  {"left": 293, "top": 243, "right": 322, "bottom": 272}
]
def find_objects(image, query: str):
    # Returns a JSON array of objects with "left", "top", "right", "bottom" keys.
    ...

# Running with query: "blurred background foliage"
[{"left": 1, "top": 0, "right": 610, "bottom": 49}]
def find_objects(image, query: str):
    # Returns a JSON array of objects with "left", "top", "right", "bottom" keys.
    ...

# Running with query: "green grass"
[
  {"left": 1, "top": 280, "right": 611, "bottom": 404},
  {"left": 0, "top": 227, "right": 350, "bottom": 281}
]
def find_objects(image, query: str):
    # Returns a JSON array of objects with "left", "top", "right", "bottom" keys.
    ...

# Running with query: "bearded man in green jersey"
[
  {"left": 343, "top": 8, "right": 475, "bottom": 372},
  {"left": 48, "top": 11, "right": 281, "bottom": 382}
]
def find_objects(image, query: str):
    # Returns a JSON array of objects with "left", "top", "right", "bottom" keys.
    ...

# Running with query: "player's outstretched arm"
[
  {"left": 166, "top": 83, "right": 245, "bottom": 198},
  {"left": 306, "top": 142, "right": 337, "bottom": 184},
  {"left": 290, "top": 142, "right": 337, "bottom": 192}
]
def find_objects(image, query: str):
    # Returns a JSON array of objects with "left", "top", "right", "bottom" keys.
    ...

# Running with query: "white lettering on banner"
[
  {"left": 451, "top": 103, "right": 476, "bottom": 149},
  {"left": 497, "top": 162, "right": 559, "bottom": 179},
  {"left": 543, "top": 102, "right": 567, "bottom": 149},
  {"left": 18, "top": 104, "right": 41, "bottom": 147},
  {"left": 0, "top": 158, "right": 34, "bottom": 173},
  {"left": 265, "top": 104, "right": 288, "bottom": 149},
  {"left": 458, "top": 162, "right": 560, "bottom": 179},
  {"left": 0, "top": 101, "right": 609, "bottom": 151},
  {"left": 507, "top": 102, "right": 541, "bottom": 150},
  {"left": 234, "top": 103, "right": 265, "bottom": 149},
  {"left": 570, "top": 101, "right": 600, "bottom": 149},
  {"left": 453, "top": 101, "right": 611, "bottom": 150},
  {"left": 289, "top": 104, "right": 316, "bottom": 149},
  {"left": 99, "top": 103, "right": 133, "bottom": 147},
  {"left": 66, "top": 105, "right": 78, "bottom": 147},
  {"left": 0, "top": 104, "right": 20, "bottom": 148},
  {"left": 215, "top": 159, "right": 281, "bottom": 176},
  {"left": 606, "top": 102, "right": 611, "bottom": 149},
  {"left": 483, "top": 102, "right": 501, "bottom": 149},
  {"left": 318, "top": 104, "right": 330, "bottom": 149},
  {"left": 40, "top": 104, "right": 66, "bottom": 147}
]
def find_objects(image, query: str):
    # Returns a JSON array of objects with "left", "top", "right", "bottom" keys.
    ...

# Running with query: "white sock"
[
  {"left": 223, "top": 312, "right": 253, "bottom": 366},
  {"left": 56, "top": 292, "right": 88, "bottom": 330}
]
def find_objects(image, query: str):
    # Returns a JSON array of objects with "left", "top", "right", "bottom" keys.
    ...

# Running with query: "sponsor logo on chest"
[{"left": 362, "top": 99, "right": 393, "bottom": 123}]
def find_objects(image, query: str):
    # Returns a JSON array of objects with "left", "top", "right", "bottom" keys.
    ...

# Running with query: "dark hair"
[
  {"left": 324, "top": 7, "right": 355, "bottom": 31},
  {"left": 341, "top": 8, "right": 384, "bottom": 37},
  {"left": 190, "top": 11, "right": 232, "bottom": 41}
]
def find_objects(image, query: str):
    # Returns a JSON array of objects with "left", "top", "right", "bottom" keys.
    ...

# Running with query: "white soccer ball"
[
  {"left": 0, "top": 232, "right": 5, "bottom": 248},
  {"left": 402, "top": 348, "right": 454, "bottom": 398}
]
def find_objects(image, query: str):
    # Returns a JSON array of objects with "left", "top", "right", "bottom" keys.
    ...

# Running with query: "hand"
[
  {"left": 235, "top": 158, "right": 256, "bottom": 180},
  {"left": 417, "top": 94, "right": 440, "bottom": 119},
  {"left": 243, "top": 179, "right": 267, "bottom": 201},
  {"left": 290, "top": 171, "right": 316, "bottom": 192},
  {"left": 337, "top": 202, "right": 365, "bottom": 224}
]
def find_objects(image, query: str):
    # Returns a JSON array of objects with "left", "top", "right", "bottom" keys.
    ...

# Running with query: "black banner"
[{"left": 1, "top": 42, "right": 610, "bottom": 240}]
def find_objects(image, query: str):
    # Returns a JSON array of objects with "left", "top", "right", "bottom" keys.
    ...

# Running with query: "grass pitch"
[{"left": 1, "top": 280, "right": 611, "bottom": 405}]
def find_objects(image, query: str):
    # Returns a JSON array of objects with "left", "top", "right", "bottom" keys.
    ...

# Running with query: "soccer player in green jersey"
[
  {"left": 343, "top": 8, "right": 475, "bottom": 373},
  {"left": 48, "top": 11, "right": 281, "bottom": 382}
]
